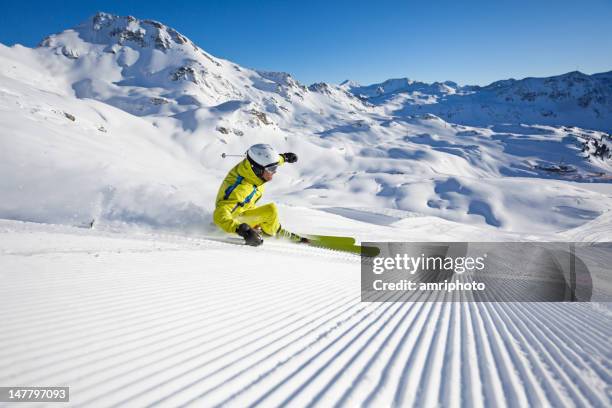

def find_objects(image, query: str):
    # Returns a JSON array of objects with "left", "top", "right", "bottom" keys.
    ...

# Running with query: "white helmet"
[{"left": 246, "top": 144, "right": 279, "bottom": 167}]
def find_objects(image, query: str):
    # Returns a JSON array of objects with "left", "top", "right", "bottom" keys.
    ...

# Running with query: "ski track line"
[
  {"left": 0, "top": 275, "right": 246, "bottom": 354},
  {"left": 417, "top": 300, "right": 453, "bottom": 407},
  {"left": 281, "top": 301, "right": 407, "bottom": 407},
  {"left": 151, "top": 294, "right": 390, "bottom": 407},
  {"left": 480, "top": 303, "right": 536, "bottom": 407},
  {"left": 308, "top": 301, "right": 421, "bottom": 407},
  {"left": 437, "top": 296, "right": 458, "bottom": 408},
  {"left": 335, "top": 295, "right": 428, "bottom": 407},
  {"left": 173, "top": 298, "right": 372, "bottom": 407},
  {"left": 0, "top": 252, "right": 250, "bottom": 325},
  {"left": 490, "top": 302, "right": 572, "bottom": 407},
  {"left": 501, "top": 303, "right": 606, "bottom": 407},
  {"left": 246, "top": 298, "right": 400, "bottom": 408},
  {"left": 393, "top": 296, "right": 446, "bottom": 407},
  {"left": 531, "top": 304, "right": 612, "bottom": 381},
  {"left": 205, "top": 292, "right": 402, "bottom": 408},
  {"left": 6, "top": 278, "right": 348, "bottom": 384},
  {"left": 4, "top": 239, "right": 334, "bottom": 312},
  {"left": 0, "top": 268, "right": 284, "bottom": 364},
  {"left": 2, "top": 226, "right": 611, "bottom": 407},
  {"left": 0, "top": 255, "right": 325, "bottom": 353},
  {"left": 515, "top": 303, "right": 610, "bottom": 406},
  {"left": 520, "top": 304, "right": 610, "bottom": 407},
  {"left": 60, "top": 282, "right": 356, "bottom": 401},
  {"left": 0, "top": 243, "right": 346, "bottom": 347},
  {"left": 0, "top": 265, "right": 182, "bottom": 315},
  {"left": 49, "top": 293, "right": 355, "bottom": 398},
  {"left": 467, "top": 302, "right": 507, "bottom": 408},
  {"left": 459, "top": 300, "right": 483, "bottom": 408},
  {"left": 363, "top": 293, "right": 438, "bottom": 407},
  {"left": 546, "top": 302, "right": 612, "bottom": 343},
  {"left": 477, "top": 302, "right": 529, "bottom": 407},
  {"left": 503, "top": 303, "right": 590, "bottom": 407},
  {"left": 78, "top": 292, "right": 361, "bottom": 407},
  {"left": 1, "top": 247, "right": 201, "bottom": 257},
  {"left": 74, "top": 276, "right": 364, "bottom": 406}
]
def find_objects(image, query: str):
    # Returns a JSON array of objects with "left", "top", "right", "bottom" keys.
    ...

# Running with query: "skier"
[{"left": 213, "top": 143, "right": 302, "bottom": 246}]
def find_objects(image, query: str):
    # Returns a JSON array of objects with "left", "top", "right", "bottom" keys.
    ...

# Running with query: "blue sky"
[{"left": 1, "top": 0, "right": 610, "bottom": 86}]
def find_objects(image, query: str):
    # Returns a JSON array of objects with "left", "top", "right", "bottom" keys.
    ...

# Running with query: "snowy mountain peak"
[
  {"left": 339, "top": 79, "right": 361, "bottom": 89},
  {"left": 257, "top": 70, "right": 306, "bottom": 91},
  {"left": 344, "top": 77, "right": 461, "bottom": 99},
  {"left": 41, "top": 12, "right": 194, "bottom": 52}
]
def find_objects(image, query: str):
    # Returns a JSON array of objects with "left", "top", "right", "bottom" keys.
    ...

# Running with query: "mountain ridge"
[{"left": 28, "top": 12, "right": 612, "bottom": 132}]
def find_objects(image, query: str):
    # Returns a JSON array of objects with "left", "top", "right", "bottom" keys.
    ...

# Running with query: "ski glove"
[
  {"left": 237, "top": 223, "right": 263, "bottom": 247},
  {"left": 281, "top": 152, "right": 298, "bottom": 163}
]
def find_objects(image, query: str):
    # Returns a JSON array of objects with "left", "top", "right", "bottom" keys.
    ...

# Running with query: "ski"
[
  {"left": 286, "top": 231, "right": 379, "bottom": 257},
  {"left": 303, "top": 234, "right": 355, "bottom": 245},
  {"left": 305, "top": 237, "right": 380, "bottom": 257},
  {"left": 206, "top": 231, "right": 379, "bottom": 257}
]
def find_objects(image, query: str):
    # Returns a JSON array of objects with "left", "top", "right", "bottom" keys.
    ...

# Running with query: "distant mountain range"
[
  {"left": 29, "top": 12, "right": 612, "bottom": 132},
  {"left": 342, "top": 71, "right": 612, "bottom": 132}
]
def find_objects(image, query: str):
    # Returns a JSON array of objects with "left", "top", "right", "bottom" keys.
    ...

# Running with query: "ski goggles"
[{"left": 264, "top": 163, "right": 279, "bottom": 173}]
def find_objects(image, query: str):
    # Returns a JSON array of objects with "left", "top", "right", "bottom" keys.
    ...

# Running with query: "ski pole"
[{"left": 221, "top": 153, "right": 246, "bottom": 158}]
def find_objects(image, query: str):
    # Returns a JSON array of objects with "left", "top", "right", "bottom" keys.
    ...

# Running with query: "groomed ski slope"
[{"left": 1, "top": 219, "right": 610, "bottom": 407}]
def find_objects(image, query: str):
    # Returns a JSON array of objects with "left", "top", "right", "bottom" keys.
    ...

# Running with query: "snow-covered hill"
[
  {"left": 1, "top": 219, "right": 611, "bottom": 406},
  {"left": 343, "top": 71, "right": 612, "bottom": 133},
  {"left": 1, "top": 12, "right": 611, "bottom": 240}
]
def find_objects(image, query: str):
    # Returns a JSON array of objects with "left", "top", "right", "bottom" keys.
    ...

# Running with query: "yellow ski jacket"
[{"left": 213, "top": 155, "right": 285, "bottom": 233}]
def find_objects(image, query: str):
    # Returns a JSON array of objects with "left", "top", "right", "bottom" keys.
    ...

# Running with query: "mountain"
[
  {"left": 33, "top": 12, "right": 362, "bottom": 131},
  {"left": 0, "top": 12, "right": 610, "bottom": 239},
  {"left": 344, "top": 71, "right": 612, "bottom": 132},
  {"left": 341, "top": 78, "right": 463, "bottom": 99},
  {"left": 35, "top": 12, "right": 612, "bottom": 133}
]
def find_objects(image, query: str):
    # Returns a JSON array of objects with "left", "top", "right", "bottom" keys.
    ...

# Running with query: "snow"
[
  {"left": 0, "top": 11, "right": 611, "bottom": 407},
  {"left": 0, "top": 219, "right": 611, "bottom": 407}
]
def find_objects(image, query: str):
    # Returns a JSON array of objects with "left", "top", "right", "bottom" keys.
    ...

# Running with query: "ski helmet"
[{"left": 246, "top": 144, "right": 279, "bottom": 178}]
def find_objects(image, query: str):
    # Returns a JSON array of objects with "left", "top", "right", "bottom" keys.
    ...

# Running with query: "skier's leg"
[
  {"left": 236, "top": 203, "right": 280, "bottom": 236},
  {"left": 276, "top": 227, "right": 309, "bottom": 242}
]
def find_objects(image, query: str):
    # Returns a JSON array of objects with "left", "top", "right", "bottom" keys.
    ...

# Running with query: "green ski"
[
  {"left": 278, "top": 229, "right": 379, "bottom": 257},
  {"left": 307, "top": 237, "right": 380, "bottom": 257},
  {"left": 303, "top": 234, "right": 355, "bottom": 245}
]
